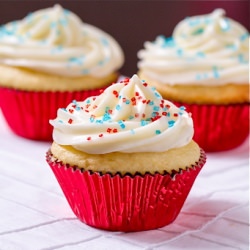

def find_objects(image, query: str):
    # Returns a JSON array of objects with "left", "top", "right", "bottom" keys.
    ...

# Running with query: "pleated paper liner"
[
  {"left": 0, "top": 86, "right": 106, "bottom": 141},
  {"left": 173, "top": 102, "right": 249, "bottom": 152},
  {"left": 46, "top": 149, "right": 206, "bottom": 232}
]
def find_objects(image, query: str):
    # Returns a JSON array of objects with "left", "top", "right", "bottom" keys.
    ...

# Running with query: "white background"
[{"left": 0, "top": 109, "right": 249, "bottom": 250}]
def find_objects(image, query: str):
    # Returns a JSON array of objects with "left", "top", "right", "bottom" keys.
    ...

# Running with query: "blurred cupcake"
[
  {"left": 46, "top": 75, "right": 206, "bottom": 232},
  {"left": 0, "top": 4, "right": 124, "bottom": 140},
  {"left": 138, "top": 9, "right": 249, "bottom": 151}
]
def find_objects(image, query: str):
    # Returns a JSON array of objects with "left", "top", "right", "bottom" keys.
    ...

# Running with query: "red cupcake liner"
[
  {"left": 0, "top": 86, "right": 105, "bottom": 141},
  {"left": 174, "top": 102, "right": 249, "bottom": 152},
  {"left": 46, "top": 149, "right": 206, "bottom": 232}
]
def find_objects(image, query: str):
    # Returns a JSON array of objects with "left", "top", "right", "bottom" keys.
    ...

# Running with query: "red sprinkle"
[
  {"left": 135, "top": 113, "right": 139, "bottom": 118},
  {"left": 113, "top": 90, "right": 119, "bottom": 98},
  {"left": 151, "top": 116, "right": 161, "bottom": 122},
  {"left": 123, "top": 78, "right": 130, "bottom": 83},
  {"left": 99, "top": 134, "right": 103, "bottom": 137},
  {"left": 143, "top": 83, "right": 148, "bottom": 87},
  {"left": 135, "top": 92, "right": 139, "bottom": 96},
  {"left": 162, "top": 112, "right": 167, "bottom": 116},
  {"left": 173, "top": 113, "right": 178, "bottom": 117},
  {"left": 68, "top": 118, "right": 73, "bottom": 124},
  {"left": 87, "top": 137, "right": 91, "bottom": 140},
  {"left": 69, "top": 109, "right": 74, "bottom": 113},
  {"left": 113, "top": 128, "right": 118, "bottom": 133},
  {"left": 107, "top": 128, "right": 112, "bottom": 133}
]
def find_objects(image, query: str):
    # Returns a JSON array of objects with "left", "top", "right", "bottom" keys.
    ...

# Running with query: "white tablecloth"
[{"left": 0, "top": 109, "right": 249, "bottom": 250}]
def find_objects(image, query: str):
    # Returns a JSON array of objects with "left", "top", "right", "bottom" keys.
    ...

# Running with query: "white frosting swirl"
[
  {"left": 138, "top": 9, "right": 249, "bottom": 85},
  {"left": 0, "top": 4, "right": 124, "bottom": 77},
  {"left": 50, "top": 75, "right": 194, "bottom": 154}
]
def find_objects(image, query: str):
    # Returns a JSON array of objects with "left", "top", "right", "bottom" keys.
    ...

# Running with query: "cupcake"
[
  {"left": 46, "top": 75, "right": 206, "bottom": 232},
  {"left": 0, "top": 4, "right": 124, "bottom": 140},
  {"left": 137, "top": 9, "right": 249, "bottom": 151}
]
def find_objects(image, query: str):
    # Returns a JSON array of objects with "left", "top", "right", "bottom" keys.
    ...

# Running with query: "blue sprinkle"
[
  {"left": 76, "top": 107, "right": 81, "bottom": 111},
  {"left": 103, "top": 113, "right": 111, "bottom": 121},
  {"left": 204, "top": 17, "right": 212, "bottom": 24},
  {"left": 63, "top": 9, "right": 70, "bottom": 15},
  {"left": 179, "top": 106, "right": 186, "bottom": 110},
  {"left": 25, "top": 13, "right": 34, "bottom": 23},
  {"left": 58, "top": 120, "right": 63, "bottom": 123},
  {"left": 101, "top": 37, "right": 109, "bottom": 46},
  {"left": 192, "top": 27, "right": 204, "bottom": 35},
  {"left": 59, "top": 18, "right": 68, "bottom": 26},
  {"left": 225, "top": 44, "right": 236, "bottom": 50},
  {"left": 98, "top": 60, "right": 104, "bottom": 66},
  {"left": 61, "top": 108, "right": 67, "bottom": 112},
  {"left": 50, "top": 22, "right": 57, "bottom": 29},
  {"left": 125, "top": 100, "right": 130, "bottom": 104},
  {"left": 149, "top": 101, "right": 154, "bottom": 106},
  {"left": 240, "top": 33, "right": 249, "bottom": 42},
  {"left": 81, "top": 69, "right": 89, "bottom": 74},
  {"left": 129, "top": 115, "right": 134, "bottom": 120},
  {"left": 188, "top": 18, "right": 200, "bottom": 26},
  {"left": 86, "top": 99, "right": 91, "bottom": 104},
  {"left": 196, "top": 74, "right": 202, "bottom": 80},
  {"left": 51, "top": 45, "right": 63, "bottom": 54},
  {"left": 141, "top": 120, "right": 148, "bottom": 126},
  {"left": 118, "top": 120, "right": 125, "bottom": 129},
  {"left": 161, "top": 36, "right": 176, "bottom": 48},
  {"left": 196, "top": 51, "right": 205, "bottom": 57},
  {"left": 152, "top": 112, "right": 159, "bottom": 117},
  {"left": 168, "top": 120, "right": 175, "bottom": 127},
  {"left": 95, "top": 120, "right": 103, "bottom": 124},
  {"left": 90, "top": 116, "right": 95, "bottom": 123},
  {"left": 176, "top": 48, "right": 183, "bottom": 56},
  {"left": 196, "top": 72, "right": 208, "bottom": 80},
  {"left": 116, "top": 104, "right": 121, "bottom": 111},
  {"left": 212, "top": 66, "right": 220, "bottom": 79},
  {"left": 68, "top": 56, "right": 84, "bottom": 65},
  {"left": 154, "top": 91, "right": 161, "bottom": 98},
  {"left": 153, "top": 106, "right": 160, "bottom": 111},
  {"left": 238, "top": 54, "right": 247, "bottom": 64},
  {"left": 155, "top": 130, "right": 161, "bottom": 135}
]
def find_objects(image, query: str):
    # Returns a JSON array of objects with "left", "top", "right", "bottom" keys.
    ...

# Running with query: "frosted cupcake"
[
  {"left": 138, "top": 9, "right": 249, "bottom": 151},
  {"left": 0, "top": 4, "right": 124, "bottom": 140},
  {"left": 46, "top": 75, "right": 206, "bottom": 232}
]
